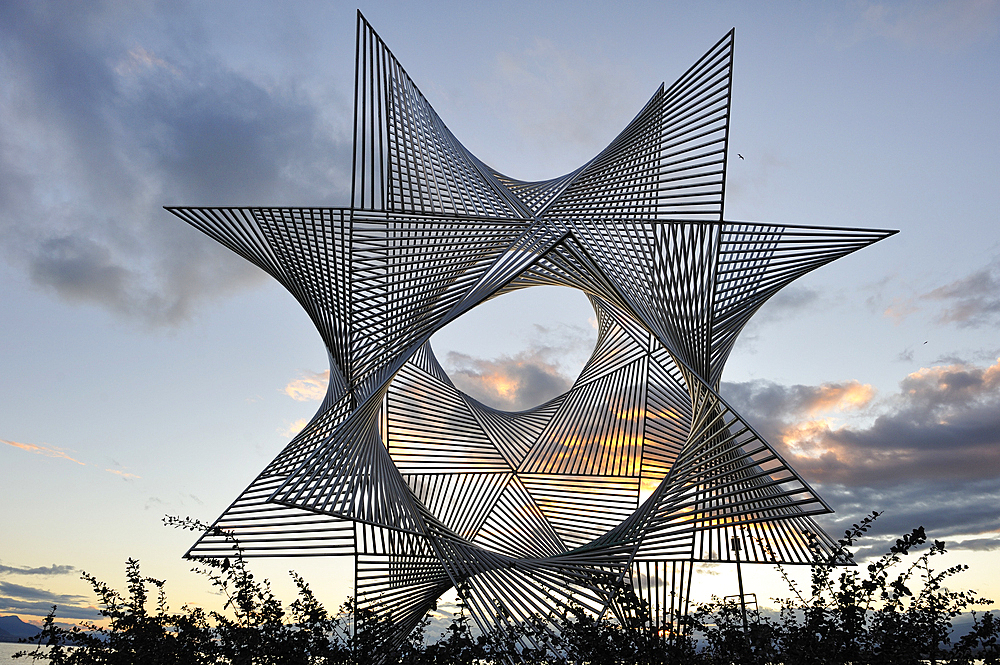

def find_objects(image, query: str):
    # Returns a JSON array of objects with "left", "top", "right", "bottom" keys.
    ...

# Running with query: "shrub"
[
  {"left": 15, "top": 513, "right": 999, "bottom": 664},
  {"left": 692, "top": 512, "right": 999, "bottom": 665}
]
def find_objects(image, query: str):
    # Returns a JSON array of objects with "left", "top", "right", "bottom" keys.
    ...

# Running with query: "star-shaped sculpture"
[{"left": 168, "top": 12, "right": 895, "bottom": 652}]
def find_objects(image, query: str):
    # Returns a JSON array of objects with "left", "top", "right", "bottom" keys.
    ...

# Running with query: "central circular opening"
[{"left": 430, "top": 286, "right": 598, "bottom": 412}]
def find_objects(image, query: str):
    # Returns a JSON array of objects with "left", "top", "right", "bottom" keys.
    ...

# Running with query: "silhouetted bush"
[
  {"left": 15, "top": 513, "right": 1000, "bottom": 664},
  {"left": 690, "top": 512, "right": 1000, "bottom": 665}
]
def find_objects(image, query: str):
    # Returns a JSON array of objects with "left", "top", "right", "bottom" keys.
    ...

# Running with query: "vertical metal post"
[{"left": 732, "top": 535, "right": 750, "bottom": 640}]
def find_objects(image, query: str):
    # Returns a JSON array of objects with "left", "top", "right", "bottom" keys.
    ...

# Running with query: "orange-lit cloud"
[
  {"left": 283, "top": 370, "right": 329, "bottom": 402},
  {"left": 726, "top": 358, "right": 1000, "bottom": 488},
  {"left": 902, "top": 358, "right": 1000, "bottom": 399},
  {"left": 2, "top": 439, "right": 146, "bottom": 481},
  {"left": 802, "top": 381, "right": 875, "bottom": 415},
  {"left": 780, "top": 418, "right": 842, "bottom": 460},
  {"left": 114, "top": 46, "right": 181, "bottom": 77},
  {"left": 1, "top": 439, "right": 85, "bottom": 465},
  {"left": 445, "top": 351, "right": 572, "bottom": 411},
  {"left": 105, "top": 468, "right": 141, "bottom": 480},
  {"left": 279, "top": 418, "right": 310, "bottom": 438}
]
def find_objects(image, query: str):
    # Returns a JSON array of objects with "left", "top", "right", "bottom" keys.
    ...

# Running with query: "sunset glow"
[{"left": 1, "top": 0, "right": 997, "bottom": 632}]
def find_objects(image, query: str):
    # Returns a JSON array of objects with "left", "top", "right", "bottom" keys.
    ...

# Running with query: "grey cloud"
[
  {"left": 848, "top": 0, "right": 1000, "bottom": 52},
  {"left": 0, "top": 598, "right": 100, "bottom": 621},
  {"left": 932, "top": 353, "right": 975, "bottom": 366},
  {"left": 438, "top": 317, "right": 596, "bottom": 411},
  {"left": 826, "top": 403, "right": 1000, "bottom": 458},
  {"left": 0, "top": 581, "right": 89, "bottom": 607},
  {"left": 818, "top": 479, "right": 1000, "bottom": 544},
  {"left": 763, "top": 286, "right": 820, "bottom": 315},
  {"left": 0, "top": 563, "right": 75, "bottom": 576},
  {"left": 724, "top": 360, "right": 1000, "bottom": 551},
  {"left": 0, "top": 1, "right": 352, "bottom": 325},
  {"left": 873, "top": 258, "right": 1000, "bottom": 329},
  {"left": 29, "top": 235, "right": 129, "bottom": 305},
  {"left": 724, "top": 358, "right": 1000, "bottom": 487},
  {"left": 722, "top": 379, "right": 874, "bottom": 424},
  {"left": 767, "top": 414, "right": 1000, "bottom": 486},
  {"left": 949, "top": 537, "right": 1000, "bottom": 552},
  {"left": 921, "top": 262, "right": 1000, "bottom": 328},
  {"left": 728, "top": 286, "right": 821, "bottom": 351}
]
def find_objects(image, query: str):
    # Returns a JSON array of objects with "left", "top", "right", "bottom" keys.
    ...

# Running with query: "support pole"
[{"left": 732, "top": 535, "right": 750, "bottom": 642}]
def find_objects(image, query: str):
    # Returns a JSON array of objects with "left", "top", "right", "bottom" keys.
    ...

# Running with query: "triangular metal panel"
[
  {"left": 519, "top": 358, "right": 647, "bottom": 477},
  {"left": 473, "top": 475, "right": 567, "bottom": 559},
  {"left": 387, "top": 360, "right": 510, "bottom": 474},
  {"left": 465, "top": 396, "right": 566, "bottom": 469}
]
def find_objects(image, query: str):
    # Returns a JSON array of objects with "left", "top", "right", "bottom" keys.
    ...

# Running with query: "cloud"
[
  {"left": 727, "top": 358, "right": 1000, "bottom": 486},
  {"left": 105, "top": 468, "right": 141, "bottom": 480},
  {"left": 0, "top": 580, "right": 99, "bottom": 620},
  {"left": 0, "top": 597, "right": 100, "bottom": 622},
  {"left": 760, "top": 286, "right": 821, "bottom": 321},
  {"left": 0, "top": 2, "right": 352, "bottom": 325},
  {"left": 849, "top": 0, "right": 1000, "bottom": 51},
  {"left": 443, "top": 350, "right": 574, "bottom": 412},
  {"left": 816, "top": 480, "right": 1000, "bottom": 561},
  {"left": 872, "top": 258, "right": 1000, "bottom": 329},
  {"left": 950, "top": 536, "right": 1000, "bottom": 551},
  {"left": 115, "top": 45, "right": 181, "bottom": 78},
  {"left": 104, "top": 457, "right": 141, "bottom": 480},
  {"left": 436, "top": 316, "right": 596, "bottom": 412},
  {"left": 921, "top": 263, "right": 1000, "bottom": 328},
  {"left": 279, "top": 418, "right": 309, "bottom": 438},
  {"left": 283, "top": 370, "right": 329, "bottom": 402},
  {"left": 724, "top": 358, "right": 1000, "bottom": 549},
  {"left": 0, "top": 562, "right": 75, "bottom": 576},
  {"left": 883, "top": 295, "right": 920, "bottom": 325},
  {"left": 3, "top": 438, "right": 144, "bottom": 481},
  {"left": 722, "top": 380, "right": 875, "bottom": 423},
  {"left": 0, "top": 565, "right": 127, "bottom": 625},
  {"left": 733, "top": 286, "right": 822, "bottom": 351},
  {"left": 1, "top": 439, "right": 85, "bottom": 465}
]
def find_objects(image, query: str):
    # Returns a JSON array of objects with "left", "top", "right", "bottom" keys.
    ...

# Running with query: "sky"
[{"left": 1, "top": 0, "right": 999, "bottom": 631}]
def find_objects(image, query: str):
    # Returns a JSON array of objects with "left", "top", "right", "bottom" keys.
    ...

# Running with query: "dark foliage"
[
  {"left": 690, "top": 512, "right": 1000, "bottom": 665},
  {"left": 14, "top": 513, "right": 999, "bottom": 664}
]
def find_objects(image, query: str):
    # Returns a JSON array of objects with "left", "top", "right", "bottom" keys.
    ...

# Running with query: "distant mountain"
[{"left": 0, "top": 615, "right": 41, "bottom": 642}]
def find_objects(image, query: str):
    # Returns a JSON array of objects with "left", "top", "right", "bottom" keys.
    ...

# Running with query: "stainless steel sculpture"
[{"left": 168, "top": 12, "right": 895, "bottom": 651}]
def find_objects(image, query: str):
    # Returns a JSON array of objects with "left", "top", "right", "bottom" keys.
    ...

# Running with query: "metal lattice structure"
[{"left": 168, "top": 12, "right": 895, "bottom": 652}]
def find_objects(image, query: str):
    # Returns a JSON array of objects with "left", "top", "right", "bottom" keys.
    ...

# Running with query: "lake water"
[
  {"left": 0, "top": 642, "right": 29, "bottom": 663},
  {"left": 0, "top": 641, "right": 74, "bottom": 664}
]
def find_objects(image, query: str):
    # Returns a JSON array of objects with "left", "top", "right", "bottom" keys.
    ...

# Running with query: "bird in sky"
[{"left": 738, "top": 153, "right": 744, "bottom": 160}]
